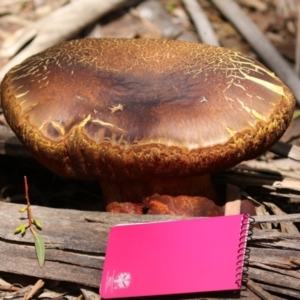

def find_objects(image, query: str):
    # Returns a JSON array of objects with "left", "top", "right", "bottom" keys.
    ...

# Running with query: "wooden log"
[
  {"left": 248, "top": 267, "right": 300, "bottom": 291},
  {"left": 257, "top": 283, "right": 300, "bottom": 299},
  {"left": 249, "top": 247, "right": 300, "bottom": 270},
  {"left": 253, "top": 214, "right": 300, "bottom": 224},
  {"left": 0, "top": 202, "right": 300, "bottom": 300},
  {"left": 251, "top": 228, "right": 300, "bottom": 250}
]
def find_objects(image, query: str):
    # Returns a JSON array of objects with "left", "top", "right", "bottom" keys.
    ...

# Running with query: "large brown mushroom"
[{"left": 1, "top": 38, "right": 295, "bottom": 215}]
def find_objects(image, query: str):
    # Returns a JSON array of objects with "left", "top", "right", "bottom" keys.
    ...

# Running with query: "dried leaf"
[
  {"left": 24, "top": 279, "right": 45, "bottom": 300},
  {"left": 80, "top": 287, "right": 101, "bottom": 300}
]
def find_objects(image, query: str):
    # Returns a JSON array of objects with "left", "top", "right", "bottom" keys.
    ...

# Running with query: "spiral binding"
[{"left": 235, "top": 214, "right": 254, "bottom": 287}]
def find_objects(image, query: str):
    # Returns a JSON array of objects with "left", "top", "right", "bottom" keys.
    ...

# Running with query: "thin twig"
[
  {"left": 0, "top": 285, "right": 21, "bottom": 292},
  {"left": 24, "top": 176, "right": 34, "bottom": 234},
  {"left": 182, "top": 0, "right": 219, "bottom": 45}
]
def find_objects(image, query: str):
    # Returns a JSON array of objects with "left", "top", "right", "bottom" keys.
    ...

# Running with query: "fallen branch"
[
  {"left": 0, "top": 0, "right": 130, "bottom": 81},
  {"left": 254, "top": 213, "right": 300, "bottom": 224}
]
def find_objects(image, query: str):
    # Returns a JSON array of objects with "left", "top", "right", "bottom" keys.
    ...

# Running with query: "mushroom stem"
[{"left": 100, "top": 174, "right": 218, "bottom": 213}]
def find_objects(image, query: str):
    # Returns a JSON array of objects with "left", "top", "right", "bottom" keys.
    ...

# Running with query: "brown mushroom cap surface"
[{"left": 1, "top": 38, "right": 295, "bottom": 181}]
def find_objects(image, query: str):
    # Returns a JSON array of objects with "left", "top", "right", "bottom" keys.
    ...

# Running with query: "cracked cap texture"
[{"left": 1, "top": 38, "right": 296, "bottom": 180}]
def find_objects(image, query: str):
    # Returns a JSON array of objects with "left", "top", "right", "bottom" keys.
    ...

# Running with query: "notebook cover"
[{"left": 100, "top": 214, "right": 250, "bottom": 299}]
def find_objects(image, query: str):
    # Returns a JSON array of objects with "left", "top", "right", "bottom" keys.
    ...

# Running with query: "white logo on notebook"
[{"left": 114, "top": 272, "right": 131, "bottom": 289}]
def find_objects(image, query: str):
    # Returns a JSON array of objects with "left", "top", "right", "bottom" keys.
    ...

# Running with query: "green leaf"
[
  {"left": 20, "top": 226, "right": 26, "bottom": 235},
  {"left": 33, "top": 218, "right": 42, "bottom": 230},
  {"left": 14, "top": 224, "right": 26, "bottom": 234},
  {"left": 34, "top": 233, "right": 45, "bottom": 267},
  {"left": 293, "top": 110, "right": 300, "bottom": 119},
  {"left": 18, "top": 207, "right": 28, "bottom": 213}
]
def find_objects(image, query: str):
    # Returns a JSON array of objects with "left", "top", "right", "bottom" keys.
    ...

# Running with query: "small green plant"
[
  {"left": 14, "top": 176, "right": 45, "bottom": 267},
  {"left": 165, "top": 1, "right": 176, "bottom": 12}
]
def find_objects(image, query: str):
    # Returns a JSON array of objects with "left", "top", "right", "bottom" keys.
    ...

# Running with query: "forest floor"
[{"left": 0, "top": 1, "right": 300, "bottom": 299}]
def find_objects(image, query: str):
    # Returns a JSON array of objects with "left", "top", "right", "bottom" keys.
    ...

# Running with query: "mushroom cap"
[{"left": 1, "top": 38, "right": 295, "bottom": 181}]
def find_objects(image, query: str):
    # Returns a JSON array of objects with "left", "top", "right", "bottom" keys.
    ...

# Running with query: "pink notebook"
[{"left": 100, "top": 214, "right": 250, "bottom": 299}]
